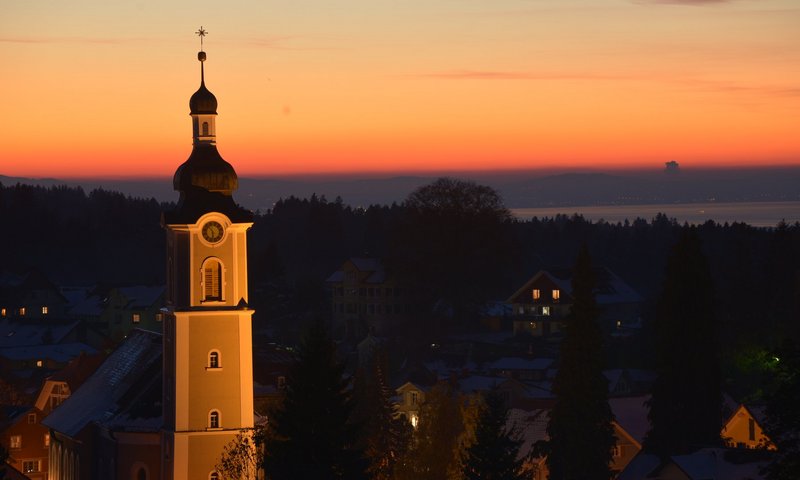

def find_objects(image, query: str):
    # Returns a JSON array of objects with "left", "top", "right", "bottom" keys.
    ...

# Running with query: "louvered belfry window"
[{"left": 204, "top": 260, "right": 222, "bottom": 301}]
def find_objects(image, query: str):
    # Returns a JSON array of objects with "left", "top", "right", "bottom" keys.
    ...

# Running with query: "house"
[
  {"left": 326, "top": 258, "right": 416, "bottom": 339},
  {"left": 42, "top": 329, "right": 163, "bottom": 480},
  {"left": 722, "top": 404, "right": 774, "bottom": 450},
  {"left": 0, "top": 270, "right": 69, "bottom": 321},
  {"left": 1, "top": 406, "right": 49, "bottom": 479},
  {"left": 506, "top": 267, "right": 642, "bottom": 337},
  {"left": 99, "top": 286, "right": 165, "bottom": 342},
  {"left": 618, "top": 448, "right": 771, "bottom": 480},
  {"left": 395, "top": 382, "right": 429, "bottom": 428},
  {"left": 487, "top": 357, "right": 554, "bottom": 382}
]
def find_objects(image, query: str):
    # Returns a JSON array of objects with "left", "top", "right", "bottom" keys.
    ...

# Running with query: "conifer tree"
[
  {"left": 645, "top": 229, "right": 722, "bottom": 455},
  {"left": 461, "top": 388, "right": 527, "bottom": 480},
  {"left": 763, "top": 341, "right": 800, "bottom": 479},
  {"left": 351, "top": 363, "right": 412, "bottom": 480},
  {"left": 395, "top": 383, "right": 466, "bottom": 480},
  {"left": 541, "top": 246, "right": 615, "bottom": 480},
  {"left": 262, "top": 319, "right": 367, "bottom": 480}
]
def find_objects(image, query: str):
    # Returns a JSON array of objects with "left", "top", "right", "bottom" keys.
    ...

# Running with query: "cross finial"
[{"left": 196, "top": 26, "right": 208, "bottom": 50}]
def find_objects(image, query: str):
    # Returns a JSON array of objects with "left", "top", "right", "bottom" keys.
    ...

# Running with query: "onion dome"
[
  {"left": 189, "top": 51, "right": 218, "bottom": 114},
  {"left": 173, "top": 146, "right": 238, "bottom": 195}
]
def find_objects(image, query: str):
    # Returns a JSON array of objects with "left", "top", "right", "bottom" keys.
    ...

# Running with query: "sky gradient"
[{"left": 3, "top": 0, "right": 799, "bottom": 178}]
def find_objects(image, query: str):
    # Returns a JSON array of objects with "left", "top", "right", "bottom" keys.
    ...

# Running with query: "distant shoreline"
[{"left": 511, "top": 201, "right": 800, "bottom": 228}]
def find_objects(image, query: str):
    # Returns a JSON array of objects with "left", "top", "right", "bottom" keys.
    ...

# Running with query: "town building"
[{"left": 507, "top": 267, "right": 642, "bottom": 337}]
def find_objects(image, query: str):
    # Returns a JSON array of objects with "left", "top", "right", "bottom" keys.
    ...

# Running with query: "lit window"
[
  {"left": 1, "top": 308, "right": 6, "bottom": 316},
  {"left": 203, "top": 259, "right": 223, "bottom": 301},
  {"left": 155, "top": 313, "right": 164, "bottom": 322},
  {"left": 36, "top": 360, "right": 43, "bottom": 368},
  {"left": 44, "top": 433, "right": 50, "bottom": 447},
  {"left": 552, "top": 289, "right": 560, "bottom": 301},
  {"left": 209, "top": 410, "right": 220, "bottom": 429},
  {"left": 42, "top": 306, "right": 48, "bottom": 315},
  {"left": 616, "top": 320, "right": 622, "bottom": 328},
  {"left": 19, "top": 307, "right": 26, "bottom": 316},
  {"left": 22, "top": 460, "right": 40, "bottom": 473},
  {"left": 28, "top": 413, "right": 36, "bottom": 424},
  {"left": 410, "top": 414, "right": 419, "bottom": 429},
  {"left": 542, "top": 306, "right": 551, "bottom": 316},
  {"left": 10, "top": 435, "right": 21, "bottom": 449},
  {"left": 132, "top": 313, "right": 141, "bottom": 323},
  {"left": 532, "top": 289, "right": 540, "bottom": 300},
  {"left": 209, "top": 351, "right": 220, "bottom": 369}
]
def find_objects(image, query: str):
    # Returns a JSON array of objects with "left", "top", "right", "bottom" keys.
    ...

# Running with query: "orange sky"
[{"left": 2, "top": 0, "right": 799, "bottom": 178}]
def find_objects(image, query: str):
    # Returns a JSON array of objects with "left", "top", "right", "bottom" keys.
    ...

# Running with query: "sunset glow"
[{"left": 3, "top": 0, "right": 799, "bottom": 178}]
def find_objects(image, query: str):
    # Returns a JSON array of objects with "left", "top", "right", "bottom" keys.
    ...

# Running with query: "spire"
[{"left": 190, "top": 27, "right": 217, "bottom": 115}]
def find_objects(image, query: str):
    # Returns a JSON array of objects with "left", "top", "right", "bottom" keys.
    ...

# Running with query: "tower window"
[
  {"left": 210, "top": 473, "right": 220, "bottom": 480},
  {"left": 202, "top": 122, "right": 209, "bottom": 136},
  {"left": 209, "top": 410, "right": 220, "bottom": 429},
  {"left": 208, "top": 350, "right": 220, "bottom": 369},
  {"left": 202, "top": 259, "right": 223, "bottom": 301}
]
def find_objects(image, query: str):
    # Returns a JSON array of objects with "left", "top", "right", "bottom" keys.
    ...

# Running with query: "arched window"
[
  {"left": 202, "top": 259, "right": 222, "bottom": 301},
  {"left": 210, "top": 472, "right": 220, "bottom": 480},
  {"left": 209, "top": 410, "right": 220, "bottom": 429},
  {"left": 137, "top": 467, "right": 147, "bottom": 480},
  {"left": 202, "top": 122, "right": 209, "bottom": 136},
  {"left": 209, "top": 350, "right": 220, "bottom": 369}
]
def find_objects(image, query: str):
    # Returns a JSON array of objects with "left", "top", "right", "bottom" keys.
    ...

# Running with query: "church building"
[
  {"left": 161, "top": 31, "right": 256, "bottom": 480},
  {"left": 42, "top": 33, "right": 256, "bottom": 480}
]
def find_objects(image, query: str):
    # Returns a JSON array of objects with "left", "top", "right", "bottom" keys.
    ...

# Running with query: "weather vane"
[{"left": 196, "top": 26, "right": 208, "bottom": 50}]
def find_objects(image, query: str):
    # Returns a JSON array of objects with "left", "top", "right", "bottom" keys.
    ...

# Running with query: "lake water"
[{"left": 511, "top": 201, "right": 800, "bottom": 228}]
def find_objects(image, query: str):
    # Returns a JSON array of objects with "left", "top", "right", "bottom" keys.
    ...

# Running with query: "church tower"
[{"left": 162, "top": 30, "right": 255, "bottom": 480}]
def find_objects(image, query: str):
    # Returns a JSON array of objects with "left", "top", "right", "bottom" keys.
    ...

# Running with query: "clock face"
[{"left": 202, "top": 221, "right": 224, "bottom": 243}]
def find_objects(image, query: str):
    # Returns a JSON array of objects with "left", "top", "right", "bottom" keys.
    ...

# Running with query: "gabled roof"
[
  {"left": 326, "top": 257, "right": 387, "bottom": 284},
  {"left": 42, "top": 329, "right": 162, "bottom": 437},
  {"left": 489, "top": 357, "right": 554, "bottom": 371},
  {"left": 0, "top": 342, "right": 96, "bottom": 363},
  {"left": 609, "top": 395, "right": 651, "bottom": 446},
  {"left": 116, "top": 286, "right": 165, "bottom": 309},
  {"left": 0, "top": 320, "right": 80, "bottom": 347},
  {"left": 507, "top": 267, "right": 643, "bottom": 305}
]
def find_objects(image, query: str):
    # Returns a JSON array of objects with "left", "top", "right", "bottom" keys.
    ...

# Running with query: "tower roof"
[
  {"left": 166, "top": 39, "right": 251, "bottom": 224},
  {"left": 189, "top": 52, "right": 218, "bottom": 114}
]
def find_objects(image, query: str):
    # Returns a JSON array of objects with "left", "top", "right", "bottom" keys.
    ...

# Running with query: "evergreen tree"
[
  {"left": 645, "top": 229, "right": 722, "bottom": 455},
  {"left": 763, "top": 341, "right": 800, "bottom": 479},
  {"left": 395, "top": 383, "right": 466, "bottom": 480},
  {"left": 462, "top": 388, "right": 527, "bottom": 480},
  {"left": 262, "top": 319, "right": 368, "bottom": 480},
  {"left": 541, "top": 246, "right": 615, "bottom": 480},
  {"left": 351, "top": 363, "right": 412, "bottom": 480}
]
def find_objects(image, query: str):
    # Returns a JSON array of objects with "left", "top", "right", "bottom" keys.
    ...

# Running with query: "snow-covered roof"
[
  {"left": 68, "top": 293, "right": 104, "bottom": 316},
  {"left": 42, "top": 329, "right": 162, "bottom": 437},
  {"left": 117, "top": 286, "right": 165, "bottom": 308},
  {"left": 0, "top": 342, "right": 96, "bottom": 363},
  {"left": 489, "top": 357, "right": 554, "bottom": 371},
  {"left": 671, "top": 448, "right": 768, "bottom": 480},
  {"left": 0, "top": 320, "right": 79, "bottom": 347},
  {"left": 609, "top": 395, "right": 651, "bottom": 445}
]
